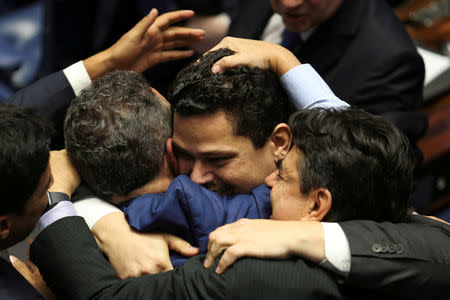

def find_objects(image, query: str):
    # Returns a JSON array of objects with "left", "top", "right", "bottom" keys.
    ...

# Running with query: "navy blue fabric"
[
  {"left": 0, "top": 259, "right": 43, "bottom": 299},
  {"left": 121, "top": 175, "right": 271, "bottom": 266},
  {"left": 281, "top": 29, "right": 303, "bottom": 51}
]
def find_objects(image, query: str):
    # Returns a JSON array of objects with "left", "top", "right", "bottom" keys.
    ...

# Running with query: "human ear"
[
  {"left": 0, "top": 217, "right": 11, "bottom": 240},
  {"left": 166, "top": 138, "right": 180, "bottom": 175},
  {"left": 270, "top": 123, "right": 292, "bottom": 162},
  {"left": 305, "top": 189, "right": 332, "bottom": 222}
]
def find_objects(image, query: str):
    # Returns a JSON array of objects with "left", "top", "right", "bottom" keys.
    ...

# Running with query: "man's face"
[
  {"left": 5, "top": 165, "right": 52, "bottom": 245},
  {"left": 172, "top": 110, "right": 277, "bottom": 195},
  {"left": 270, "top": 0, "right": 343, "bottom": 33},
  {"left": 265, "top": 146, "right": 313, "bottom": 220}
]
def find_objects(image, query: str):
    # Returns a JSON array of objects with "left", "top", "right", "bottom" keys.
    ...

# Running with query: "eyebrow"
[{"left": 172, "top": 141, "right": 236, "bottom": 158}]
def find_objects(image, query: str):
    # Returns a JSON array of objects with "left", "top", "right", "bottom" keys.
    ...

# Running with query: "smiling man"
[
  {"left": 228, "top": 0, "right": 426, "bottom": 135},
  {"left": 169, "top": 48, "right": 293, "bottom": 195}
]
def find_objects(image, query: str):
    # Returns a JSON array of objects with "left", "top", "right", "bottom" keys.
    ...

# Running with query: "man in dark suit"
[
  {"left": 0, "top": 105, "right": 58, "bottom": 299},
  {"left": 229, "top": 0, "right": 424, "bottom": 114},
  {"left": 228, "top": 0, "right": 427, "bottom": 146}
]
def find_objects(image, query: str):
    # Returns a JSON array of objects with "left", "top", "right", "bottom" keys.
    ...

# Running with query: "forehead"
[{"left": 173, "top": 110, "right": 255, "bottom": 154}]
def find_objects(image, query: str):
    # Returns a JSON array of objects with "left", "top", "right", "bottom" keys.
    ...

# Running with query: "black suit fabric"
[
  {"left": 228, "top": 0, "right": 425, "bottom": 115},
  {"left": 339, "top": 215, "right": 450, "bottom": 300},
  {"left": 31, "top": 216, "right": 343, "bottom": 300},
  {"left": 5, "top": 70, "right": 74, "bottom": 148},
  {"left": 0, "top": 259, "right": 43, "bottom": 299}
]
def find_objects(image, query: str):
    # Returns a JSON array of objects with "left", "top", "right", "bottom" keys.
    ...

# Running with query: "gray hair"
[{"left": 64, "top": 70, "right": 171, "bottom": 200}]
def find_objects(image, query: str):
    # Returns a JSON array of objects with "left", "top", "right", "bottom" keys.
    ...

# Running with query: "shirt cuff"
[
  {"left": 320, "top": 222, "right": 351, "bottom": 277},
  {"left": 36, "top": 201, "right": 77, "bottom": 234},
  {"left": 62, "top": 61, "right": 92, "bottom": 96},
  {"left": 73, "top": 197, "right": 121, "bottom": 229},
  {"left": 280, "top": 64, "right": 350, "bottom": 110}
]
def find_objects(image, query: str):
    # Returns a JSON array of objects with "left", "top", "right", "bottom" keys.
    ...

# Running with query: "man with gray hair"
[{"left": 65, "top": 70, "right": 173, "bottom": 203}]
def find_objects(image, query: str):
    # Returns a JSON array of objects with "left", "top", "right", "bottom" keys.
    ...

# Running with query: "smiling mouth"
[{"left": 282, "top": 12, "right": 308, "bottom": 20}]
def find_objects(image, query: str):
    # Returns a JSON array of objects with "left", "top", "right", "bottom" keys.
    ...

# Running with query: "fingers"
[
  {"left": 165, "top": 234, "right": 199, "bottom": 257},
  {"left": 212, "top": 55, "right": 248, "bottom": 74},
  {"left": 155, "top": 10, "right": 196, "bottom": 31},
  {"left": 134, "top": 8, "right": 159, "bottom": 38},
  {"left": 215, "top": 246, "right": 242, "bottom": 274},
  {"left": 10, "top": 255, "right": 29, "bottom": 274},
  {"left": 163, "top": 27, "right": 205, "bottom": 42}
]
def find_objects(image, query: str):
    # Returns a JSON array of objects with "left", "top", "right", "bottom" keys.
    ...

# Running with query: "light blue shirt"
[{"left": 280, "top": 64, "right": 349, "bottom": 110}]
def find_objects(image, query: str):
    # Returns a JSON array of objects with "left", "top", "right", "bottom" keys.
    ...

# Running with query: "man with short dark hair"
[
  {"left": 169, "top": 48, "right": 293, "bottom": 195},
  {"left": 0, "top": 104, "right": 79, "bottom": 299}
]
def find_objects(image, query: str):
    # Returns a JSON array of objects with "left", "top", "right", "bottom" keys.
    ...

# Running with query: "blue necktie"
[{"left": 281, "top": 29, "right": 303, "bottom": 51}]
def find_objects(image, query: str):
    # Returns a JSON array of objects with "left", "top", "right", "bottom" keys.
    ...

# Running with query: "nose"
[
  {"left": 190, "top": 160, "right": 215, "bottom": 185},
  {"left": 265, "top": 170, "right": 279, "bottom": 188}
]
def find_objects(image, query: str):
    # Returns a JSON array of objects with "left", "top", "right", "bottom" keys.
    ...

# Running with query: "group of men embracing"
[{"left": 1, "top": 1, "right": 449, "bottom": 300}]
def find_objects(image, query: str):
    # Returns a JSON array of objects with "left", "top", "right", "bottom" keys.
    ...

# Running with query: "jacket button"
[
  {"left": 372, "top": 244, "right": 382, "bottom": 253},
  {"left": 395, "top": 244, "right": 404, "bottom": 254},
  {"left": 388, "top": 245, "right": 396, "bottom": 253},
  {"left": 381, "top": 244, "right": 388, "bottom": 253}
]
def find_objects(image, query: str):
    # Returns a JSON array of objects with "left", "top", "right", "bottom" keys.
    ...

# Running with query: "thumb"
[{"left": 165, "top": 234, "right": 199, "bottom": 257}]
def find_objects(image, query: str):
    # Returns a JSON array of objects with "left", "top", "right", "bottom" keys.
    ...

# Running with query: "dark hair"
[
  {"left": 0, "top": 104, "right": 53, "bottom": 214},
  {"left": 289, "top": 108, "right": 416, "bottom": 222},
  {"left": 64, "top": 71, "right": 172, "bottom": 200},
  {"left": 169, "top": 48, "right": 292, "bottom": 148}
]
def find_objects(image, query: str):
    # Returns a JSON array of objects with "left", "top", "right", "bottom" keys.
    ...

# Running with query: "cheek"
[{"left": 178, "top": 158, "right": 194, "bottom": 175}]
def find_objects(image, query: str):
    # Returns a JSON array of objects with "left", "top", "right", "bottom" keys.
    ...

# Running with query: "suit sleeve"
[
  {"left": 30, "top": 216, "right": 227, "bottom": 300},
  {"left": 339, "top": 215, "right": 450, "bottom": 299},
  {"left": 5, "top": 70, "right": 75, "bottom": 121},
  {"left": 31, "top": 216, "right": 344, "bottom": 300},
  {"left": 122, "top": 175, "right": 272, "bottom": 252}
]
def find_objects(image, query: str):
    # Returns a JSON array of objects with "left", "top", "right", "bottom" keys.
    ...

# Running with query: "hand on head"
[{"left": 206, "top": 37, "right": 301, "bottom": 78}]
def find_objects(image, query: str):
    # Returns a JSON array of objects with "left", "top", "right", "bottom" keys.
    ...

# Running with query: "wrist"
[
  {"left": 92, "top": 212, "right": 127, "bottom": 251},
  {"left": 273, "top": 46, "right": 301, "bottom": 78},
  {"left": 83, "top": 50, "right": 114, "bottom": 81},
  {"left": 48, "top": 182, "right": 77, "bottom": 197},
  {"left": 289, "top": 221, "right": 325, "bottom": 263}
]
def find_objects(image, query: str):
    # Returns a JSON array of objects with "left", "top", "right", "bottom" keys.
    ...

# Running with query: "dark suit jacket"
[
  {"left": 0, "top": 258, "right": 43, "bottom": 299},
  {"left": 339, "top": 215, "right": 450, "bottom": 300},
  {"left": 5, "top": 70, "right": 75, "bottom": 148},
  {"left": 30, "top": 215, "right": 450, "bottom": 300},
  {"left": 30, "top": 216, "right": 344, "bottom": 300},
  {"left": 229, "top": 0, "right": 425, "bottom": 115}
]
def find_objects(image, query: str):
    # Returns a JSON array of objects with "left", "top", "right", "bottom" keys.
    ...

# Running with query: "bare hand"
[
  {"left": 48, "top": 150, "right": 80, "bottom": 196},
  {"left": 11, "top": 255, "right": 56, "bottom": 300},
  {"left": 203, "top": 219, "right": 325, "bottom": 274},
  {"left": 207, "top": 37, "right": 301, "bottom": 77},
  {"left": 92, "top": 212, "right": 198, "bottom": 278},
  {"left": 85, "top": 9, "right": 205, "bottom": 79},
  {"left": 412, "top": 212, "right": 450, "bottom": 225}
]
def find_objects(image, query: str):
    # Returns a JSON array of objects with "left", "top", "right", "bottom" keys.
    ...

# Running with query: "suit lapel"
[
  {"left": 0, "top": 259, "right": 43, "bottom": 299},
  {"left": 296, "top": 0, "right": 367, "bottom": 77},
  {"left": 228, "top": 0, "right": 274, "bottom": 39}
]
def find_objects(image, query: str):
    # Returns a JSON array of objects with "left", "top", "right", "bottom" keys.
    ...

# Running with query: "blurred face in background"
[{"left": 270, "top": 0, "right": 343, "bottom": 33}]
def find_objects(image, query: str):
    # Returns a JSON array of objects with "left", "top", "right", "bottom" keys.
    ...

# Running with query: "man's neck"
[{"left": 111, "top": 158, "right": 175, "bottom": 203}]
